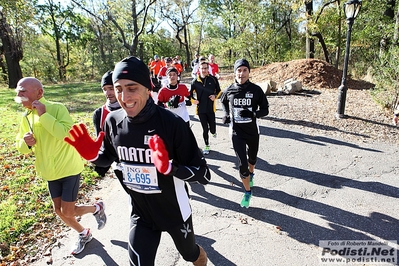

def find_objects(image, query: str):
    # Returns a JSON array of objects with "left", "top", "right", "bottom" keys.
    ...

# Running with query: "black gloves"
[
  {"left": 222, "top": 116, "right": 231, "bottom": 124},
  {"left": 240, "top": 109, "right": 255, "bottom": 118},
  {"left": 168, "top": 95, "right": 181, "bottom": 108}
]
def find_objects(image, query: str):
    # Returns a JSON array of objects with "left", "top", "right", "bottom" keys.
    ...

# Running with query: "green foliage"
[
  {"left": 140, "top": 33, "right": 183, "bottom": 65},
  {"left": 198, "top": 0, "right": 303, "bottom": 67},
  {"left": 35, "top": 1, "right": 91, "bottom": 81},
  {"left": 0, "top": 0, "right": 35, "bottom": 24},
  {"left": 368, "top": 46, "right": 399, "bottom": 110},
  {"left": 37, "top": 1, "right": 80, "bottom": 42},
  {"left": 351, "top": 0, "right": 394, "bottom": 62},
  {"left": 0, "top": 82, "right": 105, "bottom": 258},
  {"left": 1, "top": 0, "right": 399, "bottom": 115},
  {"left": 20, "top": 35, "right": 58, "bottom": 82}
]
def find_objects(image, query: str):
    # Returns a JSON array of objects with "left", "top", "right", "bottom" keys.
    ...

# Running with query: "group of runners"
[{"left": 14, "top": 54, "right": 269, "bottom": 265}]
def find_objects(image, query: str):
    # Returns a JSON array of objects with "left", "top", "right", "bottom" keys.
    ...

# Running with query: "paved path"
[{"left": 32, "top": 103, "right": 399, "bottom": 266}]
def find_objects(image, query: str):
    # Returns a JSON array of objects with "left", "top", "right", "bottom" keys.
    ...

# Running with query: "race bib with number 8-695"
[{"left": 121, "top": 162, "right": 161, "bottom": 194}]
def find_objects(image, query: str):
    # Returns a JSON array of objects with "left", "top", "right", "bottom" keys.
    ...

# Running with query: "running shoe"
[
  {"left": 240, "top": 191, "right": 252, "bottom": 208},
  {"left": 93, "top": 201, "right": 107, "bottom": 230},
  {"left": 203, "top": 145, "right": 210, "bottom": 155},
  {"left": 249, "top": 172, "right": 255, "bottom": 188},
  {"left": 212, "top": 133, "right": 217, "bottom": 138},
  {"left": 71, "top": 229, "right": 92, "bottom": 255}
]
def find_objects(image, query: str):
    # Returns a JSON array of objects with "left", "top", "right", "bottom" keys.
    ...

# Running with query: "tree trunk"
[
  {"left": 393, "top": 1, "right": 399, "bottom": 45},
  {"left": 55, "top": 34, "right": 63, "bottom": 80},
  {"left": 305, "top": 0, "right": 315, "bottom": 59},
  {"left": 381, "top": 1, "right": 395, "bottom": 53},
  {"left": 311, "top": 32, "right": 330, "bottom": 63},
  {"left": 183, "top": 25, "right": 190, "bottom": 71},
  {"left": 0, "top": 47, "right": 7, "bottom": 82},
  {"left": 95, "top": 24, "right": 108, "bottom": 69},
  {"left": 335, "top": 0, "right": 341, "bottom": 68},
  {"left": 197, "top": 19, "right": 204, "bottom": 59},
  {"left": 4, "top": 53, "right": 22, "bottom": 88},
  {"left": 131, "top": 1, "right": 138, "bottom": 56},
  {"left": 0, "top": 11, "right": 23, "bottom": 88},
  {"left": 384, "top": 0, "right": 396, "bottom": 19},
  {"left": 47, "top": 1, "right": 65, "bottom": 81}
]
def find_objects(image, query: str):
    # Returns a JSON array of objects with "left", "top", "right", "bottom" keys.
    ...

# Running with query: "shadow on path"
[
  {"left": 110, "top": 239, "right": 128, "bottom": 251},
  {"left": 190, "top": 182, "right": 399, "bottom": 248},
  {"left": 258, "top": 124, "right": 381, "bottom": 152},
  {"left": 205, "top": 149, "right": 399, "bottom": 199},
  {"left": 196, "top": 235, "right": 237, "bottom": 266},
  {"left": 254, "top": 157, "right": 399, "bottom": 199},
  {"left": 73, "top": 238, "right": 120, "bottom": 266}
]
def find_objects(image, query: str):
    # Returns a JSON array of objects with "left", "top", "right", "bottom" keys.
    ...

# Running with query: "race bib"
[
  {"left": 233, "top": 107, "right": 252, "bottom": 123},
  {"left": 121, "top": 163, "right": 161, "bottom": 194}
]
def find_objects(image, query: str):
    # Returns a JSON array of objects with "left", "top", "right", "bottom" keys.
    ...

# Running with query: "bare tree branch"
[
  {"left": 315, "top": 0, "right": 337, "bottom": 23},
  {"left": 72, "top": 0, "right": 156, "bottom": 55}
]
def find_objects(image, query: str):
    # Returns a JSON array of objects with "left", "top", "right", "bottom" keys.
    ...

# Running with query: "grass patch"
[{"left": 0, "top": 82, "right": 105, "bottom": 262}]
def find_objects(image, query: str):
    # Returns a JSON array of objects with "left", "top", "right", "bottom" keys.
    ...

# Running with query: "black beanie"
[
  {"left": 101, "top": 70, "right": 113, "bottom": 88},
  {"left": 234, "top": 58, "right": 250, "bottom": 73},
  {"left": 166, "top": 67, "right": 178, "bottom": 75},
  {"left": 112, "top": 56, "right": 152, "bottom": 90}
]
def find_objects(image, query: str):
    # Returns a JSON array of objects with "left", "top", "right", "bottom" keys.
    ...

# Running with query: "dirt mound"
[{"left": 248, "top": 59, "right": 374, "bottom": 91}]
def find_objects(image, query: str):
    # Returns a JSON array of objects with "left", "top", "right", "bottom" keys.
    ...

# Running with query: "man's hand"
[
  {"left": 23, "top": 132, "right": 36, "bottom": 147},
  {"left": 240, "top": 109, "right": 255, "bottom": 118},
  {"left": 64, "top": 123, "right": 104, "bottom": 161},
  {"left": 222, "top": 116, "right": 231, "bottom": 124},
  {"left": 31, "top": 100, "right": 46, "bottom": 116},
  {"left": 168, "top": 95, "right": 181, "bottom": 108},
  {"left": 157, "top": 100, "right": 165, "bottom": 107},
  {"left": 148, "top": 134, "right": 172, "bottom": 175}
]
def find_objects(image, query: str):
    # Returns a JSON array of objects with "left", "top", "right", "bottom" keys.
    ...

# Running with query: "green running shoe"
[
  {"left": 249, "top": 172, "right": 254, "bottom": 188},
  {"left": 240, "top": 192, "right": 252, "bottom": 208}
]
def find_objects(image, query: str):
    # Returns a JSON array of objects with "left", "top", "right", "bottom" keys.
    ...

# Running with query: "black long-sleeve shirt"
[
  {"left": 92, "top": 104, "right": 121, "bottom": 136},
  {"left": 190, "top": 75, "right": 221, "bottom": 114},
  {"left": 220, "top": 80, "right": 269, "bottom": 137},
  {"left": 92, "top": 104, "right": 122, "bottom": 176},
  {"left": 93, "top": 98, "right": 211, "bottom": 230}
]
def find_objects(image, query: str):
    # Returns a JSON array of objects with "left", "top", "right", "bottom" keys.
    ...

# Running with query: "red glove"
[
  {"left": 148, "top": 134, "right": 172, "bottom": 175},
  {"left": 64, "top": 123, "right": 104, "bottom": 161}
]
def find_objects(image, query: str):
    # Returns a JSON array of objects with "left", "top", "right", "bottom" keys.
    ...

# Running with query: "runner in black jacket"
[
  {"left": 92, "top": 70, "right": 121, "bottom": 177},
  {"left": 65, "top": 56, "right": 210, "bottom": 266},
  {"left": 219, "top": 58, "right": 269, "bottom": 208},
  {"left": 190, "top": 60, "right": 221, "bottom": 154}
]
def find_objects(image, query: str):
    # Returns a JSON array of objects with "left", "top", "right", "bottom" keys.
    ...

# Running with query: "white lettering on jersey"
[
  {"left": 233, "top": 98, "right": 252, "bottom": 106},
  {"left": 117, "top": 146, "right": 153, "bottom": 163}
]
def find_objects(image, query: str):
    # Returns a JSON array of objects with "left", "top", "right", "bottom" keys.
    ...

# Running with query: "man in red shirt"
[
  {"left": 157, "top": 67, "right": 191, "bottom": 125},
  {"left": 150, "top": 55, "right": 163, "bottom": 79},
  {"left": 172, "top": 58, "right": 183, "bottom": 74},
  {"left": 208, "top": 54, "right": 220, "bottom": 79},
  {"left": 157, "top": 57, "right": 173, "bottom": 88}
]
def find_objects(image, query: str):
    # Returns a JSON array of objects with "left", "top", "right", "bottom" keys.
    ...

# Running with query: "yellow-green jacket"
[{"left": 15, "top": 97, "right": 84, "bottom": 181}]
